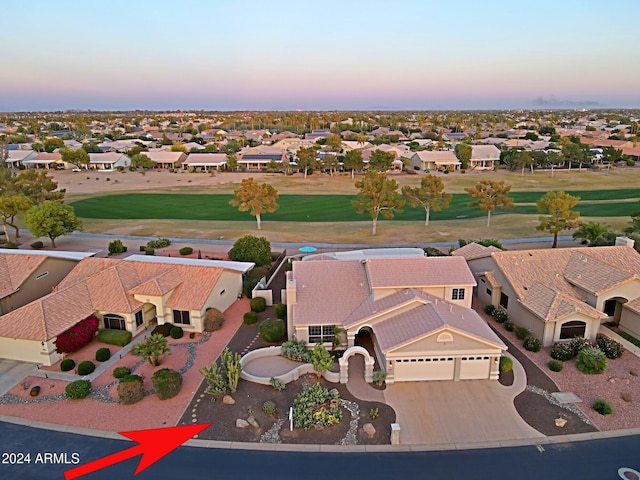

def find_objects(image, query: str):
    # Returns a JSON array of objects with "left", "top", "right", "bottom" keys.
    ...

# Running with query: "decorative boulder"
[
  {"left": 247, "top": 416, "right": 260, "bottom": 429},
  {"left": 222, "top": 395, "right": 235, "bottom": 405},
  {"left": 236, "top": 419, "right": 249, "bottom": 429},
  {"left": 30, "top": 386, "right": 41, "bottom": 397},
  {"left": 363, "top": 423, "right": 376, "bottom": 436}
]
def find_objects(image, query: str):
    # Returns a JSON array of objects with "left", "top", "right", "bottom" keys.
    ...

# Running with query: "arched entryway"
[
  {"left": 338, "top": 346, "right": 375, "bottom": 384},
  {"left": 603, "top": 297, "right": 628, "bottom": 325}
]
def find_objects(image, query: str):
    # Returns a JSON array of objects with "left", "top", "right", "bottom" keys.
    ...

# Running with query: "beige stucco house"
[
  {"left": 0, "top": 255, "right": 253, "bottom": 366},
  {"left": 410, "top": 150, "right": 460, "bottom": 171},
  {"left": 285, "top": 253, "right": 506, "bottom": 383},
  {"left": 453, "top": 243, "right": 640, "bottom": 346}
]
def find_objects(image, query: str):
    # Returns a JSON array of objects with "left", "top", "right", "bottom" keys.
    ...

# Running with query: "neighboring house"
[
  {"left": 0, "top": 255, "right": 253, "bottom": 366},
  {"left": 6, "top": 149, "right": 37, "bottom": 168},
  {"left": 63, "top": 139, "right": 83, "bottom": 149},
  {"left": 285, "top": 253, "right": 506, "bottom": 383},
  {"left": 143, "top": 151, "right": 187, "bottom": 169},
  {"left": 22, "top": 152, "right": 64, "bottom": 169},
  {"left": 272, "top": 138, "right": 317, "bottom": 156},
  {"left": 453, "top": 243, "right": 640, "bottom": 346},
  {"left": 305, "top": 129, "right": 331, "bottom": 140},
  {"left": 341, "top": 140, "right": 372, "bottom": 152},
  {"left": 182, "top": 153, "right": 227, "bottom": 171},
  {"left": 0, "top": 250, "right": 95, "bottom": 315},
  {"left": 410, "top": 150, "right": 460, "bottom": 171},
  {"left": 469, "top": 145, "right": 500, "bottom": 170},
  {"left": 88, "top": 152, "right": 131, "bottom": 171},
  {"left": 237, "top": 145, "right": 287, "bottom": 170}
]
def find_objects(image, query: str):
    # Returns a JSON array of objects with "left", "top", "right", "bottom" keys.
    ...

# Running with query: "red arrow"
[{"left": 64, "top": 423, "right": 210, "bottom": 479}]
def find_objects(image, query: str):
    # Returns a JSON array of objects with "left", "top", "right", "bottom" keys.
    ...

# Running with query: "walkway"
[{"left": 345, "top": 354, "right": 384, "bottom": 403}]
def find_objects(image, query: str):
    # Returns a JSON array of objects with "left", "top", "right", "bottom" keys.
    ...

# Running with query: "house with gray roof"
[{"left": 285, "top": 253, "right": 506, "bottom": 383}]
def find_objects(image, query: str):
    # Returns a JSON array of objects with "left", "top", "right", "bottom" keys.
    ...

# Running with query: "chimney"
[
  {"left": 615, "top": 236, "right": 635, "bottom": 248},
  {"left": 285, "top": 271, "right": 296, "bottom": 305}
]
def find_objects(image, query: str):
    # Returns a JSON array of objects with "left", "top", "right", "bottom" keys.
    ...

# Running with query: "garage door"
[
  {"left": 394, "top": 357, "right": 454, "bottom": 381},
  {"left": 459, "top": 356, "right": 490, "bottom": 380}
]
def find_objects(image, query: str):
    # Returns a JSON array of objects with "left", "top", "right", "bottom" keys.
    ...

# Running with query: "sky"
[{"left": 1, "top": 0, "right": 639, "bottom": 111}]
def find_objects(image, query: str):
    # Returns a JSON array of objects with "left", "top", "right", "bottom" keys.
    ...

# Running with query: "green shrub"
[
  {"left": 484, "top": 304, "right": 496, "bottom": 315},
  {"left": 30, "top": 240, "right": 44, "bottom": 249},
  {"left": 269, "top": 377, "right": 286, "bottom": 391},
  {"left": 147, "top": 238, "right": 171, "bottom": 249},
  {"left": 259, "top": 318, "right": 286, "bottom": 343},
  {"left": 569, "top": 336, "right": 592, "bottom": 356},
  {"left": 262, "top": 400, "right": 277, "bottom": 415},
  {"left": 145, "top": 247, "right": 155, "bottom": 255},
  {"left": 281, "top": 338, "right": 310, "bottom": 362},
  {"left": 619, "top": 331, "right": 640, "bottom": 348},
  {"left": 170, "top": 326, "right": 184, "bottom": 339},
  {"left": 292, "top": 383, "right": 342, "bottom": 430},
  {"left": 65, "top": 380, "right": 91, "bottom": 399},
  {"left": 108, "top": 239, "right": 127, "bottom": 255},
  {"left": 203, "top": 308, "right": 224, "bottom": 332},
  {"left": 243, "top": 276, "right": 260, "bottom": 298},
  {"left": 274, "top": 303, "right": 287, "bottom": 319},
  {"left": 551, "top": 342, "right": 575, "bottom": 361},
  {"left": 113, "top": 366, "right": 131, "bottom": 379},
  {"left": 503, "top": 320, "right": 514, "bottom": 332},
  {"left": 547, "top": 359, "right": 564, "bottom": 372},
  {"left": 515, "top": 327, "right": 530, "bottom": 340},
  {"left": 95, "top": 347, "right": 111, "bottom": 362},
  {"left": 596, "top": 335, "right": 624, "bottom": 359},
  {"left": 229, "top": 235, "right": 272, "bottom": 266},
  {"left": 97, "top": 329, "right": 132, "bottom": 347},
  {"left": 139, "top": 245, "right": 146, "bottom": 252},
  {"left": 499, "top": 356, "right": 513, "bottom": 373},
  {"left": 77, "top": 360, "right": 96, "bottom": 376},
  {"left": 60, "top": 358, "right": 76, "bottom": 372},
  {"left": 152, "top": 323, "right": 173, "bottom": 337},
  {"left": 576, "top": 347, "right": 607, "bottom": 374},
  {"left": 250, "top": 297, "right": 266, "bottom": 313},
  {"left": 179, "top": 246, "right": 193, "bottom": 255},
  {"left": 592, "top": 398, "right": 613, "bottom": 415},
  {"left": 493, "top": 309, "right": 508, "bottom": 324},
  {"left": 523, "top": 337, "right": 541, "bottom": 352},
  {"left": 243, "top": 311, "right": 258, "bottom": 325},
  {"left": 152, "top": 368, "right": 183, "bottom": 400},
  {"left": 118, "top": 375, "right": 144, "bottom": 405}
]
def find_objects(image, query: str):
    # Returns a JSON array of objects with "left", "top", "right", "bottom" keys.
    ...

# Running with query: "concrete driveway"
[
  {"left": 0, "top": 359, "right": 37, "bottom": 396},
  {"left": 383, "top": 352, "right": 544, "bottom": 446}
]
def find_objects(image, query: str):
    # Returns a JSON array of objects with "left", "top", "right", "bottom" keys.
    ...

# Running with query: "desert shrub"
[
  {"left": 503, "top": 320, "right": 514, "bottom": 332},
  {"left": 30, "top": 240, "right": 44, "bottom": 249},
  {"left": 523, "top": 337, "right": 541, "bottom": 352},
  {"left": 499, "top": 356, "right": 513, "bottom": 373},
  {"left": 569, "top": 336, "right": 592, "bottom": 356},
  {"left": 65, "top": 380, "right": 91, "bottom": 399},
  {"left": 97, "top": 329, "right": 132, "bottom": 347},
  {"left": 170, "top": 326, "right": 184, "bottom": 339},
  {"left": 292, "top": 383, "right": 342, "bottom": 430},
  {"left": 117, "top": 375, "right": 144, "bottom": 405},
  {"left": 477, "top": 238, "right": 505, "bottom": 250},
  {"left": 152, "top": 368, "right": 182, "bottom": 400},
  {"left": 144, "top": 247, "right": 155, "bottom": 256},
  {"left": 259, "top": 318, "right": 286, "bottom": 343},
  {"left": 152, "top": 323, "right": 173, "bottom": 337},
  {"left": 551, "top": 342, "right": 575, "bottom": 361},
  {"left": 621, "top": 393, "right": 632, "bottom": 402},
  {"left": 179, "top": 246, "right": 193, "bottom": 255},
  {"left": 113, "top": 366, "right": 131, "bottom": 379},
  {"left": 269, "top": 377, "right": 286, "bottom": 391},
  {"left": 250, "top": 297, "right": 266, "bottom": 313},
  {"left": 484, "top": 304, "right": 496, "bottom": 315},
  {"left": 108, "top": 239, "right": 127, "bottom": 255},
  {"left": 492, "top": 309, "right": 508, "bottom": 324},
  {"left": 139, "top": 245, "right": 146, "bottom": 252},
  {"left": 262, "top": 400, "right": 277, "bottom": 415},
  {"left": 60, "top": 359, "right": 76, "bottom": 372},
  {"left": 95, "top": 347, "right": 111, "bottom": 362},
  {"left": 228, "top": 235, "right": 272, "bottom": 266},
  {"left": 372, "top": 370, "right": 387, "bottom": 387},
  {"left": 243, "top": 311, "right": 258, "bottom": 325},
  {"left": 243, "top": 276, "right": 260, "bottom": 298},
  {"left": 596, "top": 335, "right": 624, "bottom": 359},
  {"left": 274, "top": 303, "right": 287, "bottom": 320},
  {"left": 147, "top": 238, "right": 171, "bottom": 249},
  {"left": 55, "top": 315, "right": 100, "bottom": 354},
  {"left": 515, "top": 327, "right": 530, "bottom": 340},
  {"left": 576, "top": 347, "right": 607, "bottom": 374},
  {"left": 281, "top": 338, "right": 310, "bottom": 362},
  {"left": 203, "top": 308, "right": 224, "bottom": 332},
  {"left": 547, "top": 359, "right": 564, "bottom": 372},
  {"left": 77, "top": 360, "right": 96, "bottom": 376},
  {"left": 592, "top": 399, "right": 613, "bottom": 415}
]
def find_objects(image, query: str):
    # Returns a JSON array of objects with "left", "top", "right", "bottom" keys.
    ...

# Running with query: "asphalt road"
[{"left": 1, "top": 422, "right": 638, "bottom": 480}]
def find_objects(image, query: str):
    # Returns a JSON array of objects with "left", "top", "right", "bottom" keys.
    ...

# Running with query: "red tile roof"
[{"left": 0, "top": 253, "right": 47, "bottom": 298}]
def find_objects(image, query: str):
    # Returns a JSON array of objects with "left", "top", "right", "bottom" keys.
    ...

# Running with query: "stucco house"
[
  {"left": 6, "top": 149, "right": 37, "bottom": 168},
  {"left": 469, "top": 145, "right": 500, "bottom": 170},
  {"left": 0, "top": 255, "right": 253, "bottom": 366},
  {"left": 143, "top": 151, "right": 187, "bottom": 169},
  {"left": 453, "top": 243, "right": 640, "bottom": 346},
  {"left": 285, "top": 253, "right": 506, "bottom": 383},
  {"left": 238, "top": 145, "right": 288, "bottom": 170},
  {"left": 88, "top": 152, "right": 131, "bottom": 171},
  {"left": 182, "top": 153, "right": 228, "bottom": 171},
  {"left": 410, "top": 150, "right": 460, "bottom": 171},
  {"left": 23, "top": 152, "right": 64, "bottom": 169}
]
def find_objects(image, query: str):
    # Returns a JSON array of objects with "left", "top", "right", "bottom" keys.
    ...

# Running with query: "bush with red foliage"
[{"left": 54, "top": 315, "right": 99, "bottom": 354}]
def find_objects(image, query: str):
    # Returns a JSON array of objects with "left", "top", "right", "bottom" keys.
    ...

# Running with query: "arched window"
[
  {"left": 560, "top": 320, "right": 586, "bottom": 340},
  {"left": 103, "top": 314, "right": 126, "bottom": 330},
  {"left": 437, "top": 332, "right": 454, "bottom": 343}
]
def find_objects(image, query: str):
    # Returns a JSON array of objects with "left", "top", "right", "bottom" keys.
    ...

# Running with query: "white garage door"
[
  {"left": 394, "top": 357, "right": 454, "bottom": 381},
  {"left": 460, "top": 356, "right": 491, "bottom": 380}
]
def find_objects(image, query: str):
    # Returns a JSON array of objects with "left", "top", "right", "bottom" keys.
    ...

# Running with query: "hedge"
[
  {"left": 77, "top": 360, "right": 96, "bottom": 376},
  {"left": 259, "top": 318, "right": 286, "bottom": 343},
  {"left": 55, "top": 315, "right": 100, "bottom": 354},
  {"left": 274, "top": 303, "right": 287, "bottom": 320},
  {"left": 118, "top": 375, "right": 144, "bottom": 405},
  {"left": 65, "top": 380, "right": 91, "bottom": 399},
  {"left": 60, "top": 359, "right": 76, "bottom": 372},
  {"left": 97, "top": 329, "right": 132, "bottom": 347},
  {"left": 170, "top": 326, "right": 184, "bottom": 339},
  {"left": 152, "top": 368, "right": 183, "bottom": 400},
  {"left": 243, "top": 311, "right": 258, "bottom": 325},
  {"left": 179, "top": 246, "right": 193, "bottom": 255},
  {"left": 95, "top": 347, "right": 111, "bottom": 362},
  {"left": 250, "top": 297, "right": 267, "bottom": 313},
  {"left": 113, "top": 366, "right": 131, "bottom": 379}
]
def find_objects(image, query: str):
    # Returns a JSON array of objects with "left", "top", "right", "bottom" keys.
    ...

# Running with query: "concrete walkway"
[
  {"left": 345, "top": 354, "right": 384, "bottom": 403},
  {"left": 383, "top": 351, "right": 544, "bottom": 446}
]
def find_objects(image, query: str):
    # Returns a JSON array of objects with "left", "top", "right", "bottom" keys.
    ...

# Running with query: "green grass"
[
  {"left": 70, "top": 189, "right": 640, "bottom": 223},
  {"left": 618, "top": 331, "right": 640, "bottom": 349}
]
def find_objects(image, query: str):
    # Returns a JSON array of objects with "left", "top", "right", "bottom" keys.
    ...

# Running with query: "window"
[
  {"left": 173, "top": 310, "right": 191, "bottom": 325},
  {"left": 103, "top": 314, "right": 126, "bottom": 330},
  {"left": 603, "top": 299, "right": 617, "bottom": 317},
  {"left": 308, "top": 325, "right": 334, "bottom": 344},
  {"left": 452, "top": 288, "right": 465, "bottom": 300},
  {"left": 219, "top": 289, "right": 226, "bottom": 296},
  {"left": 36, "top": 272, "right": 49, "bottom": 280},
  {"left": 135, "top": 310, "right": 144, "bottom": 328},
  {"left": 500, "top": 292, "right": 509, "bottom": 309},
  {"left": 560, "top": 321, "right": 586, "bottom": 340},
  {"left": 486, "top": 288, "right": 492, "bottom": 296}
]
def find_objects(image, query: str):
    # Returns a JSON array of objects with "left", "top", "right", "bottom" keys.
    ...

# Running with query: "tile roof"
[
  {"left": 0, "top": 253, "right": 47, "bottom": 298},
  {"left": 364, "top": 257, "right": 476, "bottom": 289},
  {"left": 0, "top": 258, "right": 226, "bottom": 341},
  {"left": 519, "top": 283, "right": 602, "bottom": 322},
  {"left": 563, "top": 251, "right": 636, "bottom": 295},
  {"left": 624, "top": 297, "right": 640, "bottom": 315},
  {"left": 452, "top": 242, "right": 502, "bottom": 261},
  {"left": 413, "top": 150, "right": 458, "bottom": 161},
  {"left": 470, "top": 145, "right": 500, "bottom": 159}
]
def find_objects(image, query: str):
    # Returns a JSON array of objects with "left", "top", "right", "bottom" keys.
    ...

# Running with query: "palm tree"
[{"left": 572, "top": 221, "right": 609, "bottom": 246}]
